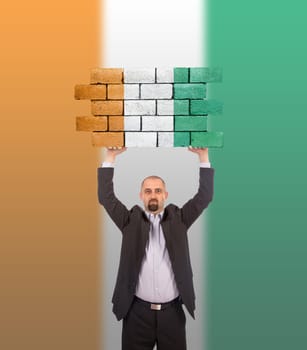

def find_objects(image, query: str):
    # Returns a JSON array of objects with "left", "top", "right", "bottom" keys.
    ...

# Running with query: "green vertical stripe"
[{"left": 206, "top": 1, "right": 307, "bottom": 350}]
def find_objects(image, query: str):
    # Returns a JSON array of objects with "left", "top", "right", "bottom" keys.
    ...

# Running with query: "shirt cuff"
[
  {"left": 101, "top": 162, "right": 114, "bottom": 168},
  {"left": 200, "top": 162, "right": 211, "bottom": 168}
]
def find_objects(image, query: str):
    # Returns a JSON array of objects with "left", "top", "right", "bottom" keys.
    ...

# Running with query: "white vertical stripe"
[
  {"left": 104, "top": 0, "right": 205, "bottom": 67},
  {"left": 100, "top": 1, "right": 208, "bottom": 349}
]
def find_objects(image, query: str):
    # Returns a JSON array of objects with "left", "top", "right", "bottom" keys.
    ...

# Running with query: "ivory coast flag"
[
  {"left": 75, "top": 66, "right": 223, "bottom": 148},
  {"left": 2, "top": 0, "right": 307, "bottom": 349}
]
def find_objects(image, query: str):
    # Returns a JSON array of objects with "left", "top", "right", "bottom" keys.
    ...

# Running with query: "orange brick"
[
  {"left": 91, "top": 101, "right": 123, "bottom": 116},
  {"left": 109, "top": 116, "right": 124, "bottom": 131},
  {"left": 107, "top": 84, "right": 124, "bottom": 100},
  {"left": 91, "top": 68, "right": 123, "bottom": 84},
  {"left": 92, "top": 132, "right": 124, "bottom": 147},
  {"left": 75, "top": 84, "right": 106, "bottom": 100},
  {"left": 76, "top": 116, "right": 108, "bottom": 131}
]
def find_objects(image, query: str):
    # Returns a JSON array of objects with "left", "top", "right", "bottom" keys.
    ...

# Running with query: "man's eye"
[
  {"left": 156, "top": 189, "right": 162, "bottom": 193},
  {"left": 145, "top": 190, "right": 151, "bottom": 194}
]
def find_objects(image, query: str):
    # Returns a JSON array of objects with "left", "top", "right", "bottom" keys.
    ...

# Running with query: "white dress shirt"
[{"left": 135, "top": 211, "right": 179, "bottom": 303}]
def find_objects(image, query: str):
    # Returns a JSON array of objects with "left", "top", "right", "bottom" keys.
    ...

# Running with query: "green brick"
[
  {"left": 174, "top": 68, "right": 189, "bottom": 83},
  {"left": 174, "top": 132, "right": 190, "bottom": 147},
  {"left": 174, "top": 100, "right": 189, "bottom": 115},
  {"left": 190, "top": 67, "right": 223, "bottom": 83},
  {"left": 191, "top": 131, "right": 224, "bottom": 148},
  {"left": 174, "top": 83, "right": 206, "bottom": 99},
  {"left": 175, "top": 116, "right": 207, "bottom": 131},
  {"left": 191, "top": 99, "right": 223, "bottom": 115}
]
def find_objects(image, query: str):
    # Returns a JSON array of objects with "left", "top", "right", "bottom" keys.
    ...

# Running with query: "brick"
[
  {"left": 107, "top": 84, "right": 124, "bottom": 100},
  {"left": 91, "top": 68, "right": 123, "bottom": 84},
  {"left": 157, "top": 100, "right": 174, "bottom": 115},
  {"left": 109, "top": 116, "right": 124, "bottom": 131},
  {"left": 124, "top": 69, "right": 155, "bottom": 83},
  {"left": 174, "top": 83, "right": 206, "bottom": 99},
  {"left": 74, "top": 84, "right": 106, "bottom": 100},
  {"left": 125, "top": 132, "right": 157, "bottom": 147},
  {"left": 174, "top": 132, "right": 190, "bottom": 147},
  {"left": 92, "top": 132, "right": 124, "bottom": 147},
  {"left": 142, "top": 116, "right": 173, "bottom": 131},
  {"left": 175, "top": 116, "right": 207, "bottom": 131},
  {"left": 141, "top": 84, "right": 173, "bottom": 99},
  {"left": 174, "top": 68, "right": 189, "bottom": 83},
  {"left": 92, "top": 101, "right": 123, "bottom": 116},
  {"left": 76, "top": 116, "right": 108, "bottom": 131},
  {"left": 124, "top": 100, "right": 156, "bottom": 116},
  {"left": 191, "top": 131, "right": 224, "bottom": 148},
  {"left": 190, "top": 99, "right": 223, "bottom": 115},
  {"left": 156, "top": 68, "right": 174, "bottom": 83},
  {"left": 174, "top": 100, "right": 189, "bottom": 115},
  {"left": 190, "top": 67, "right": 222, "bottom": 83},
  {"left": 124, "top": 116, "right": 141, "bottom": 131},
  {"left": 124, "top": 84, "right": 139, "bottom": 99},
  {"left": 158, "top": 132, "right": 174, "bottom": 147}
]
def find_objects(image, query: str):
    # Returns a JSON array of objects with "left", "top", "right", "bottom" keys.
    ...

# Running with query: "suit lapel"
[{"left": 139, "top": 212, "right": 150, "bottom": 257}]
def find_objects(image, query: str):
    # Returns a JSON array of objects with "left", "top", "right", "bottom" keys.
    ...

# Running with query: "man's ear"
[{"left": 165, "top": 191, "right": 169, "bottom": 200}]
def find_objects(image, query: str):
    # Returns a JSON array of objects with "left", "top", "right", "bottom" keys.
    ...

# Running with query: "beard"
[{"left": 147, "top": 199, "right": 159, "bottom": 212}]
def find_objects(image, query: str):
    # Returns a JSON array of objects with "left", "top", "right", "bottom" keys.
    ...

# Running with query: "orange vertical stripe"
[{"left": 0, "top": 1, "right": 102, "bottom": 349}]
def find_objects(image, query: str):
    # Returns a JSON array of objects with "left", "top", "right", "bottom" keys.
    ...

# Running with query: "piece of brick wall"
[{"left": 75, "top": 67, "right": 223, "bottom": 147}]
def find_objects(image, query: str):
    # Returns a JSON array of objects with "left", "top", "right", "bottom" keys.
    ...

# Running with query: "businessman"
[{"left": 98, "top": 147, "right": 214, "bottom": 350}]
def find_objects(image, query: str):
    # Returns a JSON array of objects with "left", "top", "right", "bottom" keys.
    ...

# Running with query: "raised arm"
[
  {"left": 104, "top": 147, "right": 127, "bottom": 163},
  {"left": 180, "top": 147, "right": 214, "bottom": 229},
  {"left": 97, "top": 147, "right": 130, "bottom": 231},
  {"left": 187, "top": 146, "right": 210, "bottom": 163}
]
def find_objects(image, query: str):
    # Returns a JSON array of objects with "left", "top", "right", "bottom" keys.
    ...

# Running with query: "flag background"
[{"left": 1, "top": 0, "right": 307, "bottom": 350}]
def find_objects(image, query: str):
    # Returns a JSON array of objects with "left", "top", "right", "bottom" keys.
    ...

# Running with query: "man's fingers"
[
  {"left": 188, "top": 146, "right": 208, "bottom": 151},
  {"left": 106, "top": 146, "right": 127, "bottom": 151}
]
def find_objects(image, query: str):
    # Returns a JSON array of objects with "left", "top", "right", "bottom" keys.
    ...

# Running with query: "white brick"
[
  {"left": 124, "top": 69, "right": 155, "bottom": 83},
  {"left": 142, "top": 116, "right": 173, "bottom": 131},
  {"left": 158, "top": 132, "right": 174, "bottom": 147},
  {"left": 124, "top": 116, "right": 141, "bottom": 131},
  {"left": 157, "top": 100, "right": 174, "bottom": 115},
  {"left": 125, "top": 132, "right": 157, "bottom": 147},
  {"left": 141, "top": 84, "right": 173, "bottom": 99},
  {"left": 124, "top": 84, "right": 139, "bottom": 99},
  {"left": 124, "top": 100, "right": 156, "bottom": 115},
  {"left": 156, "top": 68, "right": 174, "bottom": 83}
]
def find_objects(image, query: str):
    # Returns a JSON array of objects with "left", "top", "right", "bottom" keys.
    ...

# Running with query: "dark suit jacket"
[{"left": 98, "top": 167, "right": 214, "bottom": 321}]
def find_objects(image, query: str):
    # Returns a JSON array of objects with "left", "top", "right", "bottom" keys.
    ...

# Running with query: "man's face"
[{"left": 139, "top": 178, "right": 168, "bottom": 214}]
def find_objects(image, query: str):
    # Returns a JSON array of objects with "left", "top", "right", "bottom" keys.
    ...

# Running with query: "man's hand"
[
  {"left": 104, "top": 147, "right": 127, "bottom": 163},
  {"left": 188, "top": 146, "right": 209, "bottom": 163}
]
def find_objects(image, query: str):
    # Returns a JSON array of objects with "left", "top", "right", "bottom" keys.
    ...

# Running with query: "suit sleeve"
[
  {"left": 180, "top": 167, "right": 214, "bottom": 229},
  {"left": 97, "top": 167, "right": 130, "bottom": 231}
]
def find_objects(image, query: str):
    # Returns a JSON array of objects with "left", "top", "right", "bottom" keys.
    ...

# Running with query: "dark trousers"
[{"left": 122, "top": 297, "right": 187, "bottom": 350}]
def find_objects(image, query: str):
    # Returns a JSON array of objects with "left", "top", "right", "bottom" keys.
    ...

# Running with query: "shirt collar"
[{"left": 145, "top": 210, "right": 164, "bottom": 220}]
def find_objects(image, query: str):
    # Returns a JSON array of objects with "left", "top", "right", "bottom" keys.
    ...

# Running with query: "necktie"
[{"left": 150, "top": 214, "right": 162, "bottom": 247}]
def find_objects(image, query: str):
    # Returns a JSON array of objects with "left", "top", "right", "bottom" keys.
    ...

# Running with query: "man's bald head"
[
  {"left": 141, "top": 175, "right": 165, "bottom": 189},
  {"left": 139, "top": 176, "right": 168, "bottom": 214}
]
